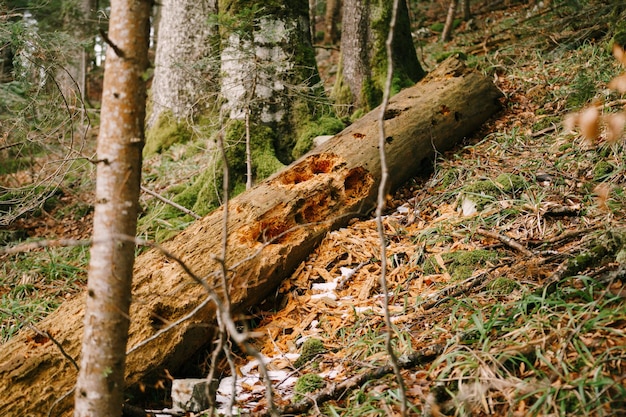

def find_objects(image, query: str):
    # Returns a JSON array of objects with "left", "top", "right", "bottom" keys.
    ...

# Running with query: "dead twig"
[
  {"left": 0, "top": 238, "right": 90, "bottom": 255},
  {"left": 141, "top": 185, "right": 201, "bottom": 220},
  {"left": 476, "top": 227, "right": 534, "bottom": 257},
  {"left": 250, "top": 344, "right": 444, "bottom": 417}
]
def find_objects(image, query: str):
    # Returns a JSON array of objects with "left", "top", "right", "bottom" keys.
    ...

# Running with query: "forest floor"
[{"left": 2, "top": 1, "right": 626, "bottom": 416}]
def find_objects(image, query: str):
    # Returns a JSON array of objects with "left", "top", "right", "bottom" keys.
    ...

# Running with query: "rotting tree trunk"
[{"left": 0, "top": 57, "right": 502, "bottom": 417}]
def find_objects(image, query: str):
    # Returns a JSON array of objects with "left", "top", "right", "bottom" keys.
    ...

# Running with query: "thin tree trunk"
[
  {"left": 323, "top": 0, "right": 342, "bottom": 44},
  {"left": 462, "top": 0, "right": 471, "bottom": 21},
  {"left": 309, "top": 0, "right": 316, "bottom": 41},
  {"left": 338, "top": 0, "right": 370, "bottom": 108},
  {"left": 441, "top": 0, "right": 459, "bottom": 42},
  {"left": 0, "top": 57, "right": 502, "bottom": 417},
  {"left": 73, "top": 1, "right": 150, "bottom": 416}
]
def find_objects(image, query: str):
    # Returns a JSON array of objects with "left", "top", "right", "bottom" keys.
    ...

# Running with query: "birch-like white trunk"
[{"left": 73, "top": 1, "right": 150, "bottom": 416}]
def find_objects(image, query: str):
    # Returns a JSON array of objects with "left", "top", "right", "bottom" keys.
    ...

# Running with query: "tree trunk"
[
  {"left": 441, "top": 0, "right": 459, "bottom": 42},
  {"left": 0, "top": 57, "right": 502, "bottom": 417},
  {"left": 177, "top": 0, "right": 333, "bottom": 216},
  {"left": 462, "top": 0, "right": 471, "bottom": 21},
  {"left": 146, "top": 0, "right": 219, "bottom": 131},
  {"left": 334, "top": 0, "right": 424, "bottom": 113},
  {"left": 219, "top": 0, "right": 324, "bottom": 164},
  {"left": 73, "top": 1, "right": 151, "bottom": 416},
  {"left": 337, "top": 0, "right": 370, "bottom": 110},
  {"left": 323, "top": 0, "right": 342, "bottom": 45}
]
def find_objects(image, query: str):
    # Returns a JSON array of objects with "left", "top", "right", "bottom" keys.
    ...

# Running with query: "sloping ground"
[
  {"left": 206, "top": 4, "right": 626, "bottom": 415},
  {"left": 1, "top": 1, "right": 626, "bottom": 416}
]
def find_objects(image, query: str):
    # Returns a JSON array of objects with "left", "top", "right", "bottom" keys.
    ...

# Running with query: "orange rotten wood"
[{"left": 0, "top": 57, "right": 501, "bottom": 416}]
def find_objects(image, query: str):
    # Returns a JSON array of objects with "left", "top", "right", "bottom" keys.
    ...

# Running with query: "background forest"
[{"left": 2, "top": 0, "right": 626, "bottom": 416}]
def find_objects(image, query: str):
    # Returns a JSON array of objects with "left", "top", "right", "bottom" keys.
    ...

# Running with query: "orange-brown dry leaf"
[
  {"left": 578, "top": 106, "right": 600, "bottom": 145},
  {"left": 612, "top": 43, "right": 626, "bottom": 66},
  {"left": 605, "top": 112, "right": 626, "bottom": 143},
  {"left": 593, "top": 183, "right": 611, "bottom": 210},
  {"left": 359, "top": 269, "right": 379, "bottom": 300},
  {"left": 608, "top": 74, "right": 626, "bottom": 93}
]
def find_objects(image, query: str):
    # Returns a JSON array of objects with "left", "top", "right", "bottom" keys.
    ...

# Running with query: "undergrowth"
[{"left": 1, "top": 1, "right": 626, "bottom": 416}]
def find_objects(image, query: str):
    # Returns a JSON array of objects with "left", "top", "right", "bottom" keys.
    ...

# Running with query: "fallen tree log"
[{"left": 0, "top": 57, "right": 502, "bottom": 417}]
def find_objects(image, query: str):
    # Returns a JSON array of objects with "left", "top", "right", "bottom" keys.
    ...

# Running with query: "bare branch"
[
  {"left": 0, "top": 238, "right": 90, "bottom": 255},
  {"left": 476, "top": 227, "right": 534, "bottom": 257},
  {"left": 141, "top": 185, "right": 201, "bottom": 219},
  {"left": 376, "top": 0, "right": 408, "bottom": 415}
]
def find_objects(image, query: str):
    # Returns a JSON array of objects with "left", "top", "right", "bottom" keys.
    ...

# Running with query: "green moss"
[
  {"left": 424, "top": 250, "right": 500, "bottom": 281},
  {"left": 350, "top": 108, "right": 365, "bottom": 122},
  {"left": 593, "top": 160, "right": 614, "bottom": 180},
  {"left": 162, "top": 120, "right": 285, "bottom": 221},
  {"left": 361, "top": 77, "right": 383, "bottom": 110},
  {"left": 144, "top": 111, "right": 192, "bottom": 156},
  {"left": 330, "top": 56, "right": 355, "bottom": 118},
  {"left": 225, "top": 120, "right": 285, "bottom": 180},
  {"left": 461, "top": 179, "right": 500, "bottom": 211},
  {"left": 172, "top": 168, "right": 220, "bottom": 217},
  {"left": 435, "top": 50, "right": 467, "bottom": 63},
  {"left": 294, "top": 338, "right": 326, "bottom": 368},
  {"left": 488, "top": 277, "right": 519, "bottom": 295},
  {"left": 461, "top": 174, "right": 526, "bottom": 211},
  {"left": 293, "top": 373, "right": 325, "bottom": 402},
  {"left": 439, "top": 169, "right": 459, "bottom": 189},
  {"left": 292, "top": 116, "right": 345, "bottom": 159},
  {"left": 430, "top": 22, "right": 444, "bottom": 32},
  {"left": 565, "top": 232, "right": 624, "bottom": 277},
  {"left": 495, "top": 173, "right": 526, "bottom": 194}
]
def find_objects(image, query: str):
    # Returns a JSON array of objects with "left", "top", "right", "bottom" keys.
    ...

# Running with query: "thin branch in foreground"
[
  {"left": 215, "top": 107, "right": 278, "bottom": 416},
  {"left": 0, "top": 238, "right": 90, "bottom": 255},
  {"left": 141, "top": 185, "right": 201, "bottom": 220},
  {"left": 375, "top": 0, "right": 408, "bottom": 415}
]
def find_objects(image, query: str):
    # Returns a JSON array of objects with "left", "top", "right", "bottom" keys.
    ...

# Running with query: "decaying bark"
[{"left": 0, "top": 57, "right": 502, "bottom": 417}]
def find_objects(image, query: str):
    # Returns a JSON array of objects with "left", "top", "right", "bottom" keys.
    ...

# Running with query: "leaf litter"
[{"left": 216, "top": 4, "right": 626, "bottom": 414}]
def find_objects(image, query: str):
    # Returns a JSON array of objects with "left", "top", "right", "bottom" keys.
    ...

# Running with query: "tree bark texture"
[
  {"left": 219, "top": 0, "right": 323, "bottom": 163},
  {"left": 336, "top": 0, "right": 424, "bottom": 111},
  {"left": 73, "top": 1, "right": 150, "bottom": 416},
  {"left": 0, "top": 57, "right": 502, "bottom": 417},
  {"left": 146, "top": 0, "right": 218, "bottom": 129},
  {"left": 339, "top": 0, "right": 370, "bottom": 109}
]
